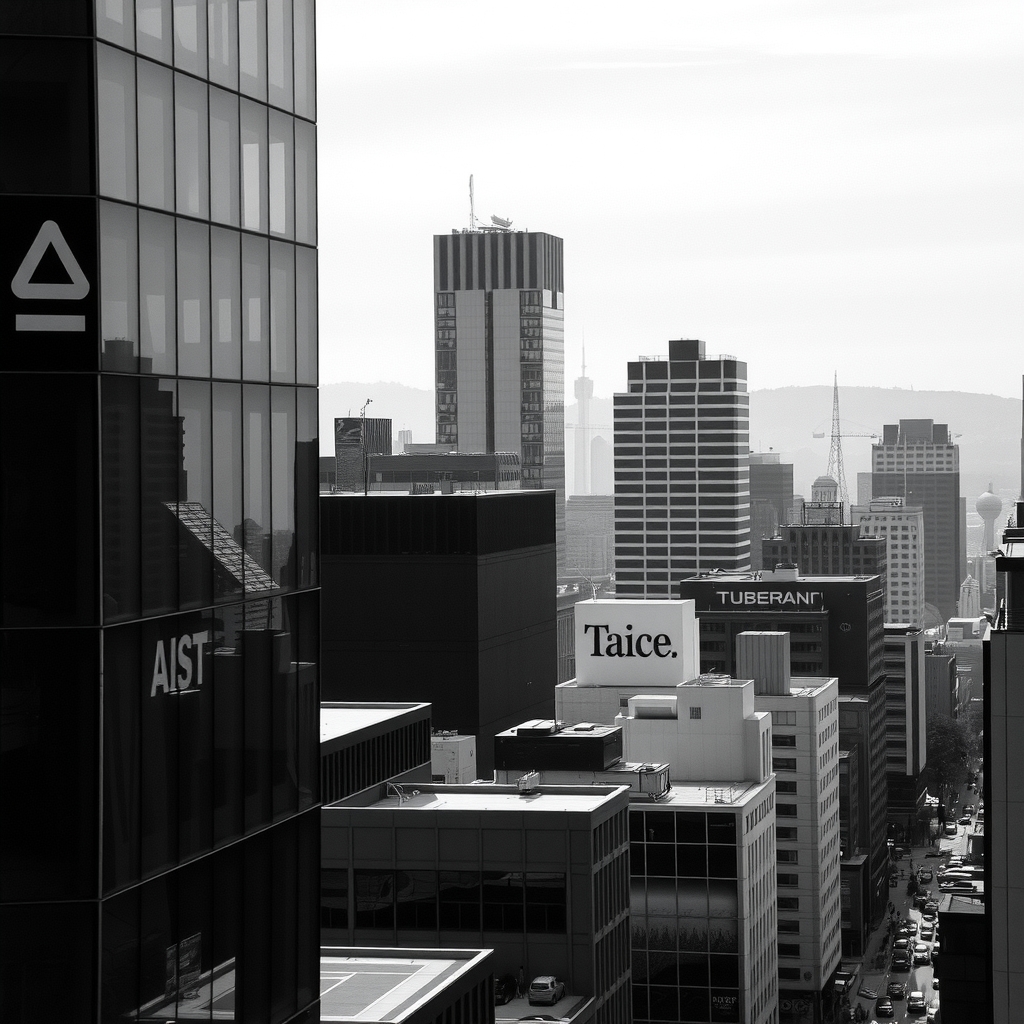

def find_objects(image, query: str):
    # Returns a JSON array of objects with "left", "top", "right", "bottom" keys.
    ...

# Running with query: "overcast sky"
[{"left": 316, "top": 1, "right": 1022, "bottom": 400}]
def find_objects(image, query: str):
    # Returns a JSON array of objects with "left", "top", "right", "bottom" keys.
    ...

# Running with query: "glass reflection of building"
[{"left": 0, "top": 4, "right": 319, "bottom": 1023}]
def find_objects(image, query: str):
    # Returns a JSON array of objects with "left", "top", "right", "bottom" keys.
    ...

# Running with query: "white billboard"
[{"left": 574, "top": 599, "right": 698, "bottom": 687}]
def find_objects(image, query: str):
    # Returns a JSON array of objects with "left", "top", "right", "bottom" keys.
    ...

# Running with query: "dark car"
[
  {"left": 887, "top": 981, "right": 907, "bottom": 1000},
  {"left": 527, "top": 977, "right": 565, "bottom": 1007},
  {"left": 893, "top": 938, "right": 910, "bottom": 952},
  {"left": 919, "top": 868, "right": 933, "bottom": 882},
  {"left": 892, "top": 952, "right": 912, "bottom": 972},
  {"left": 875, "top": 995, "right": 895, "bottom": 1017},
  {"left": 958, "top": 815, "right": 972, "bottom": 826},
  {"left": 494, "top": 975, "right": 518, "bottom": 1006}
]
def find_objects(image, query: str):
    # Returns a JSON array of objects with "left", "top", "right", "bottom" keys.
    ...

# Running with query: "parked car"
[
  {"left": 892, "top": 951, "right": 912, "bottom": 972},
  {"left": 914, "top": 893, "right": 929, "bottom": 910},
  {"left": 899, "top": 920, "right": 918, "bottom": 937},
  {"left": 494, "top": 974, "right": 518, "bottom": 1005},
  {"left": 919, "top": 868, "right": 933, "bottom": 882},
  {"left": 892, "top": 938, "right": 911, "bottom": 952},
  {"left": 908, "top": 990, "right": 927, "bottom": 1013},
  {"left": 875, "top": 995, "right": 895, "bottom": 1017},
  {"left": 913, "top": 942, "right": 931, "bottom": 965},
  {"left": 927, "top": 997, "right": 941, "bottom": 1020},
  {"left": 958, "top": 815, "right": 972, "bottom": 826},
  {"left": 944, "top": 822, "right": 958, "bottom": 836},
  {"left": 920, "top": 923, "right": 935, "bottom": 940},
  {"left": 887, "top": 981, "right": 907, "bottom": 999},
  {"left": 527, "top": 977, "right": 565, "bottom": 1007}
]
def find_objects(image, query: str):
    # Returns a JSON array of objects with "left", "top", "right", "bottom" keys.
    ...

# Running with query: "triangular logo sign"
[{"left": 11, "top": 220, "right": 90, "bottom": 300}]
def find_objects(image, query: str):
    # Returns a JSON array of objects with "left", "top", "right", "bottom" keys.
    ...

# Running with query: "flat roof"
[
  {"left": 320, "top": 949, "right": 490, "bottom": 1022},
  {"left": 330, "top": 782, "right": 628, "bottom": 814},
  {"left": 651, "top": 778, "right": 772, "bottom": 810},
  {"left": 321, "top": 703, "right": 431, "bottom": 743}
]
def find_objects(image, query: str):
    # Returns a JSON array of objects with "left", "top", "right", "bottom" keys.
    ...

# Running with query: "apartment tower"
[
  {"left": 871, "top": 420, "right": 961, "bottom": 622},
  {"left": 0, "top": 5, "right": 321, "bottom": 1022},
  {"left": 614, "top": 339, "right": 751, "bottom": 597},
  {"left": 433, "top": 228, "right": 565, "bottom": 568}
]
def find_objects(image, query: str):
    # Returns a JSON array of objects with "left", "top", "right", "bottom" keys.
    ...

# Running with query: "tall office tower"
[
  {"left": 749, "top": 452, "right": 794, "bottom": 526},
  {"left": 334, "top": 415, "right": 392, "bottom": 492},
  {"left": 565, "top": 494, "right": 615, "bottom": 578},
  {"left": 984, "top": 501, "right": 1024, "bottom": 1024},
  {"left": 678, "top": 569, "right": 891, "bottom": 937},
  {"left": 433, "top": 229, "right": 565, "bottom": 569},
  {"left": 852, "top": 497, "right": 926, "bottom": 626},
  {"left": 762, "top": 524, "right": 887, "bottom": 587},
  {"left": 871, "top": 419, "right": 961, "bottom": 622},
  {"left": 396, "top": 427, "right": 413, "bottom": 452},
  {"left": 881, "top": 626, "right": 928, "bottom": 840},
  {"left": 736, "top": 632, "right": 842, "bottom": 1024},
  {"left": 573, "top": 346, "right": 594, "bottom": 495},
  {"left": 0, "top": 5, "right": 321, "bottom": 1023},
  {"left": 614, "top": 339, "right": 750, "bottom": 597}
]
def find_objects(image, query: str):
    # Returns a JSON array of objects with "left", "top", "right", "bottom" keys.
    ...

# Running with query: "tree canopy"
[{"left": 927, "top": 713, "right": 973, "bottom": 802}]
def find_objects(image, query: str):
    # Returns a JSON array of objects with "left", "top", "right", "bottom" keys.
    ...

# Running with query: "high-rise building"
[
  {"left": 749, "top": 451, "right": 793, "bottom": 570},
  {"left": 762, "top": 524, "right": 886, "bottom": 586},
  {"left": 852, "top": 497, "right": 926, "bottom": 626},
  {"left": 335, "top": 415, "right": 392, "bottom": 492},
  {"left": 565, "top": 494, "right": 615, "bottom": 579},
  {"left": 573, "top": 346, "right": 594, "bottom": 495},
  {"left": 871, "top": 420, "right": 961, "bottom": 622},
  {"left": 614, "top": 339, "right": 750, "bottom": 597},
  {"left": 984, "top": 500, "right": 1024, "bottom": 1023},
  {"left": 433, "top": 228, "right": 565, "bottom": 569},
  {"left": 0, "top": 5, "right": 321, "bottom": 1022}
]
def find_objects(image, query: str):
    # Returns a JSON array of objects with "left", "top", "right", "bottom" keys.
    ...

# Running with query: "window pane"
[
  {"left": 212, "top": 609, "right": 244, "bottom": 842},
  {"left": 240, "top": 98, "right": 267, "bottom": 231},
  {"left": 175, "top": 72, "right": 209, "bottom": 219},
  {"left": 136, "top": 0, "right": 173, "bottom": 63},
  {"left": 294, "top": 118, "right": 316, "bottom": 245},
  {"left": 269, "top": 109, "right": 294, "bottom": 237},
  {"left": 243, "top": 383, "right": 272, "bottom": 585},
  {"left": 209, "top": 87, "right": 240, "bottom": 226},
  {"left": 295, "top": 245, "right": 317, "bottom": 386},
  {"left": 102, "top": 375, "right": 141, "bottom": 622},
  {"left": 173, "top": 0, "right": 207, "bottom": 76},
  {"left": 178, "top": 380, "right": 213, "bottom": 608},
  {"left": 207, "top": 0, "right": 238, "bottom": 89},
  {"left": 101, "top": 200, "right": 139, "bottom": 370},
  {"left": 238, "top": 0, "right": 267, "bottom": 101},
  {"left": 270, "top": 386, "right": 294, "bottom": 588},
  {"left": 270, "top": 241, "right": 294, "bottom": 382},
  {"left": 139, "top": 210, "right": 176, "bottom": 374},
  {"left": 137, "top": 59, "right": 174, "bottom": 211},
  {"left": 211, "top": 227, "right": 241, "bottom": 377},
  {"left": 212, "top": 383, "right": 244, "bottom": 600},
  {"left": 139, "top": 378, "right": 180, "bottom": 616},
  {"left": 293, "top": 0, "right": 315, "bottom": 120},
  {"left": 97, "top": 44, "right": 137, "bottom": 202},
  {"left": 177, "top": 218, "right": 211, "bottom": 377},
  {"left": 242, "top": 233, "right": 269, "bottom": 380},
  {"left": 97, "top": 0, "right": 135, "bottom": 46},
  {"left": 177, "top": 612, "right": 214, "bottom": 860},
  {"left": 267, "top": 0, "right": 292, "bottom": 111},
  {"left": 295, "top": 386, "right": 317, "bottom": 587}
]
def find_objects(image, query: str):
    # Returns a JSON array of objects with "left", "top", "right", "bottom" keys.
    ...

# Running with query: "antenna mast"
[
  {"left": 468, "top": 174, "right": 476, "bottom": 231},
  {"left": 826, "top": 372, "right": 850, "bottom": 521}
]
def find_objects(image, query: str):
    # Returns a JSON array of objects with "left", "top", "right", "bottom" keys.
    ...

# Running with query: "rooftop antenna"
[
  {"left": 826, "top": 373, "right": 850, "bottom": 522},
  {"left": 468, "top": 174, "right": 476, "bottom": 231}
]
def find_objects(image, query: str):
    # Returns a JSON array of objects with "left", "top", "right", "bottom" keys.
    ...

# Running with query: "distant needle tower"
[
  {"left": 826, "top": 373, "right": 850, "bottom": 521},
  {"left": 573, "top": 341, "right": 593, "bottom": 495}
]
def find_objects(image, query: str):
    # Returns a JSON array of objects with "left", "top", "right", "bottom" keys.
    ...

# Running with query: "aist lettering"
[
  {"left": 584, "top": 623, "right": 676, "bottom": 659},
  {"left": 151, "top": 631, "right": 210, "bottom": 697}
]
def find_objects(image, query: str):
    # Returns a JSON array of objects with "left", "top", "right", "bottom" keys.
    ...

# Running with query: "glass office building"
[{"left": 0, "top": 3, "right": 320, "bottom": 1022}]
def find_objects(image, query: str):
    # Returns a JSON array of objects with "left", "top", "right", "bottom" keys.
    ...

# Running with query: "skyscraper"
[
  {"left": 0, "top": 5, "right": 320, "bottom": 1021},
  {"left": 614, "top": 339, "right": 750, "bottom": 597},
  {"left": 573, "top": 345, "right": 594, "bottom": 495},
  {"left": 871, "top": 420, "right": 961, "bottom": 622},
  {"left": 433, "top": 228, "right": 565, "bottom": 568},
  {"left": 852, "top": 496, "right": 926, "bottom": 626}
]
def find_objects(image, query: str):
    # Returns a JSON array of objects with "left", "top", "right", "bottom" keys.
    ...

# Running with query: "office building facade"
[
  {"left": 566, "top": 493, "right": 615, "bottom": 579},
  {"left": 871, "top": 420, "right": 961, "bottom": 622},
  {"left": 320, "top": 491, "right": 557, "bottom": 776},
  {"left": 614, "top": 339, "right": 750, "bottom": 598},
  {"left": 852, "top": 497, "right": 926, "bottom": 626},
  {"left": 335, "top": 416, "right": 392, "bottom": 492},
  {"left": 761, "top": 525, "right": 886, "bottom": 586},
  {"left": 0, "top": 4, "right": 320, "bottom": 1022},
  {"left": 433, "top": 229, "right": 565, "bottom": 568}
]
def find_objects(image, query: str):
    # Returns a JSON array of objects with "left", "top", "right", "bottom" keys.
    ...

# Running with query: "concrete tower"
[
  {"left": 978, "top": 485, "right": 1003, "bottom": 554},
  {"left": 573, "top": 343, "right": 593, "bottom": 495}
]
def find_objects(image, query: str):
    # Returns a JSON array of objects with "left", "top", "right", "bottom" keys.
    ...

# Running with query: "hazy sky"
[{"left": 316, "top": 1, "right": 1022, "bottom": 400}]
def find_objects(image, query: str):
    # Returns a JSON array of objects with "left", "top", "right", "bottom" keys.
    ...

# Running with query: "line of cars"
[{"left": 876, "top": 885, "right": 941, "bottom": 1020}]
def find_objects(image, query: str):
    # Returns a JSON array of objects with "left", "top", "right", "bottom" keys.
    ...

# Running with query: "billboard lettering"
[
  {"left": 713, "top": 590, "right": 823, "bottom": 608},
  {"left": 150, "top": 631, "right": 210, "bottom": 697},
  {"left": 583, "top": 623, "right": 676, "bottom": 659}
]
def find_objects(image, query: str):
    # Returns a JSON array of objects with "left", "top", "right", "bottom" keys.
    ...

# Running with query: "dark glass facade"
[{"left": 0, "top": 4, "right": 319, "bottom": 1022}]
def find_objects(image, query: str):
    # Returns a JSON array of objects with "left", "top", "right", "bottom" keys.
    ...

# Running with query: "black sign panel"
[{"left": 0, "top": 196, "right": 98, "bottom": 372}]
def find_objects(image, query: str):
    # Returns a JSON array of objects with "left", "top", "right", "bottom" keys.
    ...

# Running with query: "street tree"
[{"left": 928, "top": 713, "right": 972, "bottom": 809}]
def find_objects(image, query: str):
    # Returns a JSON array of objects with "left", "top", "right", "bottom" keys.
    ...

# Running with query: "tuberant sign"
[{"left": 574, "top": 599, "right": 697, "bottom": 687}]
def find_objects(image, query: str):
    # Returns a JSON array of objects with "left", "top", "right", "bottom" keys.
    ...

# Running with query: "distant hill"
[{"left": 323, "top": 381, "right": 1022, "bottom": 503}]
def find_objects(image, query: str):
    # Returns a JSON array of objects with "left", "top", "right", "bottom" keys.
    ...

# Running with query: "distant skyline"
[{"left": 317, "top": 1, "right": 1022, "bottom": 400}]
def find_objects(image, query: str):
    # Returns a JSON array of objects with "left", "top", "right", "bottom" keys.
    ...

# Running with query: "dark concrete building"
[
  {"left": 761, "top": 525, "right": 886, "bottom": 589},
  {"left": 366, "top": 450, "right": 520, "bottom": 493},
  {"left": 871, "top": 420, "right": 962, "bottom": 622},
  {"left": 614, "top": 339, "right": 751, "bottom": 597},
  {"left": 320, "top": 491, "right": 557, "bottom": 775},
  {"left": 933, "top": 894, "right": 989, "bottom": 1023},
  {"left": 0, "top": 5, "right": 321, "bottom": 1022}
]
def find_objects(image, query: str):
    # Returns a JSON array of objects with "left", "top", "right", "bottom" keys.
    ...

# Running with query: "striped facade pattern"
[
  {"left": 614, "top": 339, "right": 751, "bottom": 598},
  {"left": 434, "top": 231, "right": 564, "bottom": 295}
]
